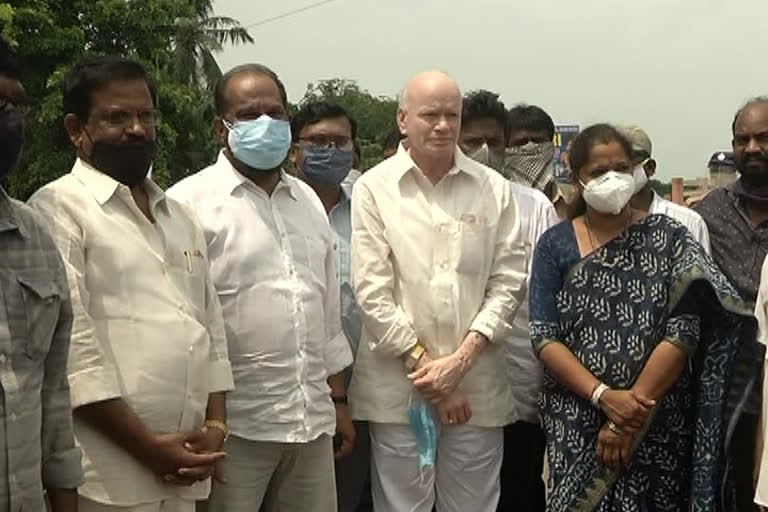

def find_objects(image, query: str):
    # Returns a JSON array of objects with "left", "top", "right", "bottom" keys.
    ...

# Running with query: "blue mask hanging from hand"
[
  {"left": 300, "top": 145, "right": 354, "bottom": 187},
  {"left": 408, "top": 392, "right": 439, "bottom": 469},
  {"left": 225, "top": 115, "right": 291, "bottom": 171}
]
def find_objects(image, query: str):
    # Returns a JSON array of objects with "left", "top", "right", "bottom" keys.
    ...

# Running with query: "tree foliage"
[
  {"left": 0, "top": 0, "right": 252, "bottom": 199},
  {"left": 298, "top": 79, "right": 398, "bottom": 170}
]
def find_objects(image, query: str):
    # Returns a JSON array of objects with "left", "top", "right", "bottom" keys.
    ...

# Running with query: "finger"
[
  {"left": 163, "top": 473, "right": 199, "bottom": 486},
  {"left": 464, "top": 404, "right": 473, "bottom": 423},
  {"left": 213, "top": 465, "right": 228, "bottom": 485},
  {"left": 438, "top": 407, "right": 450, "bottom": 425},
  {"left": 631, "top": 391, "right": 657, "bottom": 408},
  {"left": 596, "top": 440, "right": 605, "bottom": 466},
  {"left": 408, "top": 366, "right": 429, "bottom": 381},
  {"left": 454, "top": 407, "right": 467, "bottom": 425},
  {"left": 619, "top": 443, "right": 631, "bottom": 469},
  {"left": 182, "top": 451, "right": 227, "bottom": 467},
  {"left": 178, "top": 466, "right": 213, "bottom": 481}
]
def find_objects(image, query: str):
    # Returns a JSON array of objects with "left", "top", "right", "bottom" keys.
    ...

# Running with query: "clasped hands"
[
  {"left": 147, "top": 427, "right": 227, "bottom": 487},
  {"left": 596, "top": 389, "right": 655, "bottom": 470},
  {"left": 407, "top": 338, "right": 479, "bottom": 426}
]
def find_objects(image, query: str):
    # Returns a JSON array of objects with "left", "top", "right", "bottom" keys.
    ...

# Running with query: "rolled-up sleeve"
[
  {"left": 323, "top": 221, "right": 353, "bottom": 376},
  {"left": 470, "top": 186, "right": 527, "bottom": 343},
  {"left": 29, "top": 191, "right": 122, "bottom": 409},
  {"left": 351, "top": 181, "right": 419, "bottom": 358},
  {"left": 40, "top": 268, "right": 84, "bottom": 490}
]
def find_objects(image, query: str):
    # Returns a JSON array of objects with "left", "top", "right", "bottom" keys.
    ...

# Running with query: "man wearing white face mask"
[
  {"left": 168, "top": 64, "right": 353, "bottom": 512},
  {"left": 505, "top": 104, "right": 569, "bottom": 219},
  {"left": 618, "top": 124, "right": 711, "bottom": 253}
]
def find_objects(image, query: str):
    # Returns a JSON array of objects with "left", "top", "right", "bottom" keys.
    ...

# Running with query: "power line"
[{"left": 243, "top": 0, "right": 341, "bottom": 29}]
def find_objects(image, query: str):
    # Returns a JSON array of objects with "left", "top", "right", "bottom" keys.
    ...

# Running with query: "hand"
[
  {"left": 596, "top": 422, "right": 633, "bottom": 470},
  {"left": 170, "top": 427, "right": 228, "bottom": 485},
  {"left": 334, "top": 404, "right": 356, "bottom": 459},
  {"left": 143, "top": 431, "right": 225, "bottom": 480},
  {"left": 409, "top": 354, "right": 465, "bottom": 403},
  {"left": 599, "top": 390, "right": 654, "bottom": 433},
  {"left": 436, "top": 390, "right": 472, "bottom": 426}
]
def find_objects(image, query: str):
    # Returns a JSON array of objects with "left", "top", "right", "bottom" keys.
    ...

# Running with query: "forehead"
[
  {"left": 224, "top": 72, "right": 283, "bottom": 112},
  {"left": 407, "top": 80, "right": 461, "bottom": 111},
  {"left": 0, "top": 75, "right": 25, "bottom": 100},
  {"left": 300, "top": 116, "right": 351, "bottom": 137},
  {"left": 509, "top": 128, "right": 550, "bottom": 141},
  {"left": 461, "top": 118, "right": 504, "bottom": 137},
  {"left": 586, "top": 141, "right": 630, "bottom": 165},
  {"left": 90, "top": 79, "right": 153, "bottom": 110},
  {"left": 735, "top": 102, "right": 768, "bottom": 133}
]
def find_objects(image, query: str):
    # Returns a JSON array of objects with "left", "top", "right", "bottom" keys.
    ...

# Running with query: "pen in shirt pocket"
[{"left": 183, "top": 249, "right": 203, "bottom": 272}]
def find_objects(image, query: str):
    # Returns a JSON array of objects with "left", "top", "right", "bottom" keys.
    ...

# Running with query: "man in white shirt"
[
  {"left": 167, "top": 64, "right": 354, "bottom": 512},
  {"left": 458, "top": 89, "right": 559, "bottom": 512},
  {"left": 620, "top": 124, "right": 712, "bottom": 252},
  {"left": 288, "top": 100, "right": 369, "bottom": 511},
  {"left": 28, "top": 55, "right": 234, "bottom": 512},
  {"left": 350, "top": 70, "right": 527, "bottom": 512}
]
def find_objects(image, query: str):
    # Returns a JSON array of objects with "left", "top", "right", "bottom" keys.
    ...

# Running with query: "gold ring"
[{"left": 607, "top": 420, "right": 625, "bottom": 435}]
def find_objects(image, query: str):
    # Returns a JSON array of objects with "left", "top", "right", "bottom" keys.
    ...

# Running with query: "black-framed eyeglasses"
[
  {"left": 96, "top": 109, "right": 162, "bottom": 130},
  {"left": 298, "top": 134, "right": 353, "bottom": 150}
]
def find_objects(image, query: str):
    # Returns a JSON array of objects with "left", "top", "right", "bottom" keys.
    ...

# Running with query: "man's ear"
[
  {"left": 645, "top": 159, "right": 657, "bottom": 178},
  {"left": 213, "top": 117, "right": 227, "bottom": 147},
  {"left": 64, "top": 113, "right": 84, "bottom": 149}
]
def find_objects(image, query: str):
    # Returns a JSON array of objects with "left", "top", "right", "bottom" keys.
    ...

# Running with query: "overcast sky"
[{"left": 214, "top": 0, "right": 768, "bottom": 180}]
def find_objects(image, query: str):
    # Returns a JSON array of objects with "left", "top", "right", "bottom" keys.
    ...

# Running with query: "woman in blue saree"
[{"left": 529, "top": 124, "right": 762, "bottom": 511}]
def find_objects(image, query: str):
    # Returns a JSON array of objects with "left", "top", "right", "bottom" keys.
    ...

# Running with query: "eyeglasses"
[
  {"left": 96, "top": 109, "right": 161, "bottom": 130},
  {"left": 298, "top": 135, "right": 353, "bottom": 150},
  {"left": 0, "top": 97, "right": 31, "bottom": 115}
]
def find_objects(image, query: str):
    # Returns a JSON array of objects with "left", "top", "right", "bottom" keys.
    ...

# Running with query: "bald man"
[{"left": 348, "top": 71, "right": 527, "bottom": 511}]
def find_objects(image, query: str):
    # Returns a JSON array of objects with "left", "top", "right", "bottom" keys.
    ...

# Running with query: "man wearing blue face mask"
[
  {"left": 290, "top": 100, "right": 370, "bottom": 512},
  {"left": 168, "top": 65, "right": 354, "bottom": 512}
]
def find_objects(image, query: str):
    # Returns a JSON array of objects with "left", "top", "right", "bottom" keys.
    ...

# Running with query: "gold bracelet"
[{"left": 203, "top": 419, "right": 229, "bottom": 441}]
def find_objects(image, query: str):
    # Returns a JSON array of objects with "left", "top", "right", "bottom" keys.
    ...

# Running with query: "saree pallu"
[{"left": 529, "top": 215, "right": 762, "bottom": 511}]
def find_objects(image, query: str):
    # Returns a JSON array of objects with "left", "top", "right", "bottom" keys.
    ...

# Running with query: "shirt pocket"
[
  {"left": 15, "top": 272, "right": 62, "bottom": 360},
  {"left": 455, "top": 216, "right": 491, "bottom": 274}
]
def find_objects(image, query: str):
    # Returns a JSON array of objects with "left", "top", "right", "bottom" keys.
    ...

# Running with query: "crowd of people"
[{"left": 2, "top": 33, "right": 768, "bottom": 512}]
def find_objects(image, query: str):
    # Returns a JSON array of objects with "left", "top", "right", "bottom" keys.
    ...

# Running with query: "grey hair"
[{"left": 732, "top": 96, "right": 768, "bottom": 134}]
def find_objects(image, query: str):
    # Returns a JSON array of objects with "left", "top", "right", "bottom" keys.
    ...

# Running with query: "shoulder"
[
  {"left": 693, "top": 187, "right": 729, "bottom": 217},
  {"left": 654, "top": 197, "right": 707, "bottom": 223},
  {"left": 537, "top": 220, "right": 574, "bottom": 253},
  {"left": 166, "top": 164, "right": 219, "bottom": 202},
  {"left": 10, "top": 199, "right": 64, "bottom": 256},
  {"left": 511, "top": 182, "right": 552, "bottom": 209},
  {"left": 29, "top": 174, "right": 82, "bottom": 204}
]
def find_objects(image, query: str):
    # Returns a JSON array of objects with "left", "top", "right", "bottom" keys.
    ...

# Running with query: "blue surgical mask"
[
  {"left": 225, "top": 115, "right": 291, "bottom": 171},
  {"left": 301, "top": 145, "right": 354, "bottom": 186},
  {"left": 407, "top": 392, "right": 439, "bottom": 469}
]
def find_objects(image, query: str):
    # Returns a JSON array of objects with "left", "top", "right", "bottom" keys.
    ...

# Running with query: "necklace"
[{"left": 584, "top": 209, "right": 633, "bottom": 251}]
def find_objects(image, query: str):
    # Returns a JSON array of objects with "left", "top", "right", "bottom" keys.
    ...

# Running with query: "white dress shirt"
[
  {"left": 649, "top": 191, "right": 711, "bottom": 253},
  {"left": 506, "top": 184, "right": 560, "bottom": 425},
  {"left": 349, "top": 144, "right": 527, "bottom": 427},
  {"left": 753, "top": 255, "right": 768, "bottom": 507},
  {"left": 167, "top": 151, "right": 352, "bottom": 444},
  {"left": 28, "top": 159, "right": 234, "bottom": 506}
]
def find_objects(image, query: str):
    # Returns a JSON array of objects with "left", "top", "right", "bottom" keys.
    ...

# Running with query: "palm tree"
[{"left": 173, "top": 0, "right": 253, "bottom": 89}]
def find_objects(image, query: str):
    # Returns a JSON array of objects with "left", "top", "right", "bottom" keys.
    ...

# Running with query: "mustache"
[{"left": 742, "top": 153, "right": 768, "bottom": 165}]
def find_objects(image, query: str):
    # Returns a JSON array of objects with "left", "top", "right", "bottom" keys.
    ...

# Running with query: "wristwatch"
[
  {"left": 404, "top": 344, "right": 426, "bottom": 371},
  {"left": 203, "top": 419, "right": 230, "bottom": 441}
]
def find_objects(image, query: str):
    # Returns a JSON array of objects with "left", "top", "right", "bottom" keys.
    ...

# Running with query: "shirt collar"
[
  {"left": 392, "top": 143, "right": 484, "bottom": 184},
  {"left": 71, "top": 158, "right": 168, "bottom": 212},
  {"left": 215, "top": 149, "right": 298, "bottom": 201},
  {"left": 0, "top": 187, "right": 26, "bottom": 237}
]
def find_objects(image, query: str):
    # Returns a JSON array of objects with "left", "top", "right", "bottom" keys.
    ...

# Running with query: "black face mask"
[
  {"left": 86, "top": 135, "right": 156, "bottom": 187},
  {"left": 0, "top": 108, "right": 25, "bottom": 179}
]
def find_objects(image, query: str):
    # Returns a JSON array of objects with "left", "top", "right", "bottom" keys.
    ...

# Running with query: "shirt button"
[
  {"left": 189, "top": 346, "right": 194, "bottom": 353},
  {"left": 0, "top": 354, "right": 6, "bottom": 364},
  {"left": 440, "top": 261, "right": 448, "bottom": 269},
  {"left": 9, "top": 413, "right": 16, "bottom": 422}
]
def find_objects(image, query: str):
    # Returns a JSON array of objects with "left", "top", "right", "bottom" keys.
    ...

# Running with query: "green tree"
[
  {"left": 0, "top": 0, "right": 252, "bottom": 199},
  {"left": 172, "top": 0, "right": 253, "bottom": 89},
  {"left": 299, "top": 79, "right": 398, "bottom": 170}
]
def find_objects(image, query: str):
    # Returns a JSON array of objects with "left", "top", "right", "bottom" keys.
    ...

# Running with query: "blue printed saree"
[{"left": 529, "top": 214, "right": 762, "bottom": 511}]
